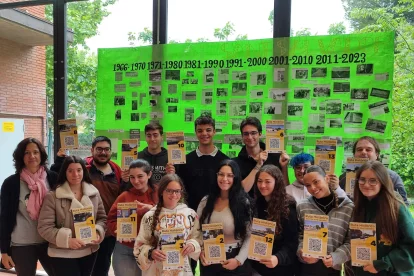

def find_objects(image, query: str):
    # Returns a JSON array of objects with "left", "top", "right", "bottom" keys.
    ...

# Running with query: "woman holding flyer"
[
  {"left": 351, "top": 161, "right": 414, "bottom": 275},
  {"left": 107, "top": 159, "right": 158, "bottom": 276},
  {"left": 1, "top": 138, "right": 57, "bottom": 275},
  {"left": 197, "top": 159, "right": 254, "bottom": 275},
  {"left": 37, "top": 156, "right": 107, "bottom": 276},
  {"left": 297, "top": 165, "right": 354, "bottom": 276},
  {"left": 251, "top": 165, "right": 298, "bottom": 276},
  {"left": 133, "top": 174, "right": 201, "bottom": 276}
]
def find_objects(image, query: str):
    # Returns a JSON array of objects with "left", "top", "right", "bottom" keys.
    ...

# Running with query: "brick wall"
[{"left": 0, "top": 0, "right": 47, "bottom": 144}]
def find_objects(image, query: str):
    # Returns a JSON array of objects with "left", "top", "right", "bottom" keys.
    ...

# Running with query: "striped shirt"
[{"left": 297, "top": 196, "right": 354, "bottom": 271}]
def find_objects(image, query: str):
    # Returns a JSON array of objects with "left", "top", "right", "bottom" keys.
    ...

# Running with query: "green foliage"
[
  {"left": 328, "top": 22, "right": 347, "bottom": 35},
  {"left": 46, "top": 0, "right": 117, "bottom": 145},
  {"left": 346, "top": 0, "right": 414, "bottom": 195},
  {"left": 294, "top": 28, "right": 313, "bottom": 36},
  {"left": 214, "top": 22, "right": 235, "bottom": 41}
]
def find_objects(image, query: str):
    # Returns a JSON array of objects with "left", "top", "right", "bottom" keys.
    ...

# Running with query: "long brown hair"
[
  {"left": 254, "top": 165, "right": 295, "bottom": 234},
  {"left": 149, "top": 174, "right": 186, "bottom": 248},
  {"left": 353, "top": 161, "right": 403, "bottom": 244}
]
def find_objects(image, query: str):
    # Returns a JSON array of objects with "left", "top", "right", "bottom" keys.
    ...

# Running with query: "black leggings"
[
  {"left": 51, "top": 251, "right": 98, "bottom": 276},
  {"left": 200, "top": 247, "right": 252, "bottom": 276},
  {"left": 11, "top": 243, "right": 54, "bottom": 276}
]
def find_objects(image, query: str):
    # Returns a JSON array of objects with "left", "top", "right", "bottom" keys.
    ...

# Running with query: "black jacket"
[
  {"left": 0, "top": 170, "right": 58, "bottom": 254},
  {"left": 138, "top": 147, "right": 168, "bottom": 183}
]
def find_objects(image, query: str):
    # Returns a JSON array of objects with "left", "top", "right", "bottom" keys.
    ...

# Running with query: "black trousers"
[
  {"left": 200, "top": 247, "right": 252, "bottom": 276},
  {"left": 11, "top": 243, "right": 54, "bottom": 276},
  {"left": 51, "top": 251, "right": 97, "bottom": 276},
  {"left": 91, "top": 236, "right": 116, "bottom": 276}
]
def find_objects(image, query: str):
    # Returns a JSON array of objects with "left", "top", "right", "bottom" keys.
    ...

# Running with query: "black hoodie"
[{"left": 138, "top": 147, "right": 168, "bottom": 184}]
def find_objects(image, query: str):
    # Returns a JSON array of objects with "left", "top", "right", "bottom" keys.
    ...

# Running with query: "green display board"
[{"left": 97, "top": 32, "right": 394, "bottom": 176}]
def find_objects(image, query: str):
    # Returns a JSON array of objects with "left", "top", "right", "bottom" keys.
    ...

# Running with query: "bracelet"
[{"left": 254, "top": 165, "right": 261, "bottom": 170}]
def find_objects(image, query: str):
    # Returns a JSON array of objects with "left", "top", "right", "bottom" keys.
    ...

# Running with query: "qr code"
[
  {"left": 121, "top": 223, "right": 133, "bottom": 235},
  {"left": 64, "top": 136, "right": 75, "bottom": 146},
  {"left": 356, "top": 247, "right": 371, "bottom": 261},
  {"left": 308, "top": 238, "right": 322, "bottom": 252},
  {"left": 253, "top": 241, "right": 268, "bottom": 256},
  {"left": 166, "top": 251, "right": 180, "bottom": 264},
  {"left": 124, "top": 156, "right": 134, "bottom": 166},
  {"left": 79, "top": 226, "right": 92, "bottom": 239},
  {"left": 208, "top": 245, "right": 221, "bottom": 258},
  {"left": 171, "top": 149, "right": 182, "bottom": 161},
  {"left": 318, "top": 160, "right": 331, "bottom": 172},
  {"left": 269, "top": 138, "right": 280, "bottom": 149}
]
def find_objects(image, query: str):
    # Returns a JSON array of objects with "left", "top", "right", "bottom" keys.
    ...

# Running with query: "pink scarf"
[{"left": 20, "top": 166, "right": 48, "bottom": 220}]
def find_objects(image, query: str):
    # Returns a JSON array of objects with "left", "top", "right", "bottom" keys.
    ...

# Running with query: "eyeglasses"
[
  {"left": 95, "top": 147, "right": 111, "bottom": 153},
  {"left": 357, "top": 178, "right": 379, "bottom": 186},
  {"left": 294, "top": 165, "right": 310, "bottom": 172},
  {"left": 217, "top": 172, "right": 234, "bottom": 179},
  {"left": 242, "top": 131, "right": 259, "bottom": 137},
  {"left": 165, "top": 189, "right": 182, "bottom": 195}
]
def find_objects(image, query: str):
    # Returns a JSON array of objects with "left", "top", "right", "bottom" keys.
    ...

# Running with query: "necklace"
[{"left": 314, "top": 196, "right": 334, "bottom": 210}]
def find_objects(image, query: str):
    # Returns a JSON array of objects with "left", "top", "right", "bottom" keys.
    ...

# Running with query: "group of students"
[{"left": 0, "top": 115, "right": 413, "bottom": 276}]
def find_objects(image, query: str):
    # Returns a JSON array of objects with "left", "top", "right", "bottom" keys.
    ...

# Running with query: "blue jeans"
[{"left": 113, "top": 242, "right": 142, "bottom": 276}]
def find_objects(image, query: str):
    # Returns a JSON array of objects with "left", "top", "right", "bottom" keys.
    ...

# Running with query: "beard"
[{"left": 93, "top": 154, "right": 110, "bottom": 166}]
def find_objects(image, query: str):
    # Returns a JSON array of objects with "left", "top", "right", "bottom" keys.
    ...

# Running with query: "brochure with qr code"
[
  {"left": 302, "top": 214, "right": 329, "bottom": 259},
  {"left": 350, "top": 222, "right": 377, "bottom": 266},
  {"left": 58, "top": 119, "right": 79, "bottom": 150},
  {"left": 315, "top": 139, "right": 337, "bottom": 174},
  {"left": 202, "top": 223, "right": 226, "bottom": 264},
  {"left": 265, "top": 120, "right": 284, "bottom": 153},
  {"left": 72, "top": 206, "right": 97, "bottom": 244},
  {"left": 166, "top": 132, "right": 186, "bottom": 164},
  {"left": 116, "top": 202, "right": 138, "bottom": 241},
  {"left": 160, "top": 228, "right": 185, "bottom": 271},
  {"left": 248, "top": 218, "right": 276, "bottom": 261},
  {"left": 346, "top": 158, "right": 369, "bottom": 196},
  {"left": 121, "top": 139, "right": 138, "bottom": 169}
]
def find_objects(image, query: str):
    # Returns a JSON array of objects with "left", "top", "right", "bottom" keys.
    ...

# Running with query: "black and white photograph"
[
  {"left": 114, "top": 96, "right": 125, "bottom": 106},
  {"left": 311, "top": 68, "right": 327, "bottom": 78},
  {"left": 344, "top": 140, "right": 354, "bottom": 153},
  {"left": 225, "top": 135, "right": 243, "bottom": 150},
  {"left": 287, "top": 103, "right": 304, "bottom": 116},
  {"left": 351, "top": 89, "right": 369, "bottom": 100},
  {"left": 322, "top": 136, "right": 343, "bottom": 146},
  {"left": 250, "top": 72, "right": 267, "bottom": 85},
  {"left": 165, "top": 70, "right": 180, "bottom": 81},
  {"left": 141, "top": 113, "right": 147, "bottom": 119},
  {"left": 232, "top": 71, "right": 247, "bottom": 81},
  {"left": 182, "top": 91, "right": 196, "bottom": 101},
  {"left": 249, "top": 102, "right": 262, "bottom": 116},
  {"left": 115, "top": 72, "right": 122, "bottom": 82},
  {"left": 326, "top": 100, "right": 342, "bottom": 115},
  {"left": 131, "top": 113, "right": 139, "bottom": 121},
  {"left": 291, "top": 142, "right": 305, "bottom": 153},
  {"left": 356, "top": 64, "right": 374, "bottom": 75},
  {"left": 115, "top": 110, "right": 121, "bottom": 120},
  {"left": 132, "top": 92, "right": 138, "bottom": 97},
  {"left": 149, "top": 86, "right": 161, "bottom": 96},
  {"left": 285, "top": 121, "right": 303, "bottom": 131},
  {"left": 375, "top": 73, "right": 389, "bottom": 81},
  {"left": 264, "top": 102, "right": 282, "bottom": 115},
  {"left": 269, "top": 89, "right": 287, "bottom": 100},
  {"left": 125, "top": 71, "right": 138, "bottom": 78},
  {"left": 219, "top": 68, "right": 229, "bottom": 84},
  {"left": 319, "top": 101, "right": 326, "bottom": 111},
  {"left": 202, "top": 89, "right": 213, "bottom": 105},
  {"left": 190, "top": 79, "right": 198, "bottom": 84},
  {"left": 294, "top": 88, "right": 310, "bottom": 99},
  {"left": 232, "top": 82, "right": 247, "bottom": 96},
  {"left": 129, "top": 81, "right": 142, "bottom": 87},
  {"left": 216, "top": 88, "right": 228, "bottom": 97},
  {"left": 344, "top": 112, "right": 363, "bottom": 124},
  {"left": 149, "top": 99, "right": 157, "bottom": 107},
  {"left": 132, "top": 100, "right": 138, "bottom": 110},
  {"left": 200, "top": 110, "right": 212, "bottom": 117},
  {"left": 369, "top": 100, "right": 390, "bottom": 117},
  {"left": 182, "top": 78, "right": 189, "bottom": 84},
  {"left": 229, "top": 100, "right": 247, "bottom": 117},
  {"left": 290, "top": 135, "right": 305, "bottom": 141},
  {"left": 216, "top": 101, "right": 227, "bottom": 115},
  {"left": 139, "top": 93, "right": 146, "bottom": 105},
  {"left": 274, "top": 68, "right": 285, "bottom": 82},
  {"left": 251, "top": 89, "right": 264, "bottom": 99},
  {"left": 313, "top": 85, "right": 331, "bottom": 97},
  {"left": 370, "top": 88, "right": 390, "bottom": 99},
  {"left": 343, "top": 103, "right": 360, "bottom": 111},
  {"left": 215, "top": 122, "right": 227, "bottom": 133},
  {"left": 149, "top": 70, "right": 161, "bottom": 81},
  {"left": 293, "top": 68, "right": 308, "bottom": 79},
  {"left": 168, "top": 106, "right": 178, "bottom": 113},
  {"left": 333, "top": 82, "right": 350, "bottom": 93},
  {"left": 366, "top": 118, "right": 387, "bottom": 134},
  {"left": 204, "top": 70, "right": 214, "bottom": 84},
  {"left": 114, "top": 84, "right": 126, "bottom": 93},
  {"left": 185, "top": 108, "right": 194, "bottom": 122},
  {"left": 150, "top": 112, "right": 163, "bottom": 120},
  {"left": 165, "top": 98, "right": 178, "bottom": 103},
  {"left": 187, "top": 71, "right": 195, "bottom": 77},
  {"left": 231, "top": 119, "right": 243, "bottom": 131},
  {"left": 308, "top": 121, "right": 325, "bottom": 134},
  {"left": 331, "top": 67, "right": 350, "bottom": 79},
  {"left": 311, "top": 99, "right": 317, "bottom": 111}
]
